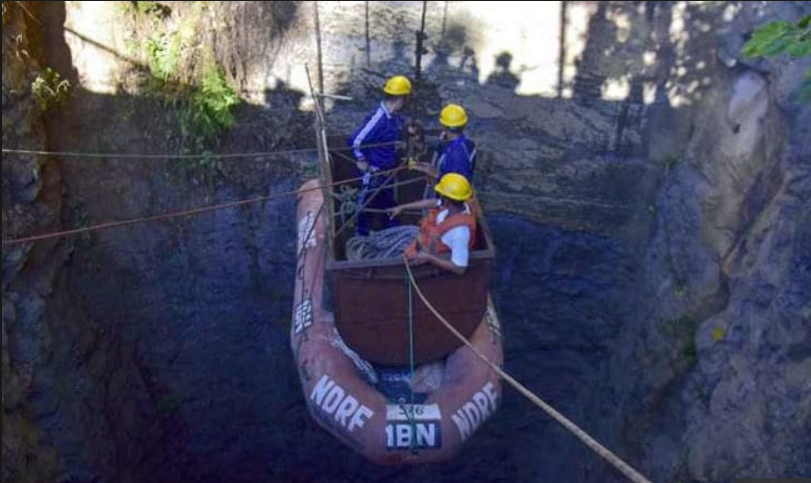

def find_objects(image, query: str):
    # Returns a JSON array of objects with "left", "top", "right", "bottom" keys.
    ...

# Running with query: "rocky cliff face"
[
  {"left": 2, "top": 2, "right": 808, "bottom": 483},
  {"left": 2, "top": 3, "right": 72, "bottom": 481},
  {"left": 622, "top": 53, "right": 810, "bottom": 481},
  {"left": 3, "top": 4, "right": 182, "bottom": 482}
]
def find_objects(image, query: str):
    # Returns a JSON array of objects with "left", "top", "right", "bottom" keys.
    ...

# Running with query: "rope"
[
  {"left": 333, "top": 184, "right": 360, "bottom": 224},
  {"left": 330, "top": 176, "right": 426, "bottom": 222},
  {"left": 406, "top": 269, "right": 417, "bottom": 453},
  {"left": 345, "top": 226, "right": 418, "bottom": 261},
  {"left": 1, "top": 168, "right": 399, "bottom": 246},
  {"left": 403, "top": 262, "right": 655, "bottom": 483},
  {"left": 332, "top": 165, "right": 408, "bottom": 240},
  {"left": 330, "top": 148, "right": 359, "bottom": 165},
  {"left": 0, "top": 140, "right": 399, "bottom": 160}
]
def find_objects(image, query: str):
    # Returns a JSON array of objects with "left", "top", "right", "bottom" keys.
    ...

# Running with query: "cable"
[
  {"left": 406, "top": 269, "right": 417, "bottom": 453},
  {"left": 1, "top": 140, "right": 399, "bottom": 160},
  {"left": 403, "top": 262, "right": 655, "bottom": 483},
  {"left": 1, "top": 168, "right": 400, "bottom": 246}
]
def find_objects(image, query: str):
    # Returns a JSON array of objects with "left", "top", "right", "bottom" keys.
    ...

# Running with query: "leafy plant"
[
  {"left": 177, "top": 64, "right": 239, "bottom": 148},
  {"left": 146, "top": 33, "right": 181, "bottom": 82},
  {"left": 31, "top": 67, "right": 71, "bottom": 112},
  {"left": 742, "top": 15, "right": 811, "bottom": 101},
  {"left": 742, "top": 16, "right": 811, "bottom": 57},
  {"left": 137, "top": 13, "right": 239, "bottom": 171}
]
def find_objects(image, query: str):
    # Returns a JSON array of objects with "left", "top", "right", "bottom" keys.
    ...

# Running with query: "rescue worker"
[
  {"left": 389, "top": 173, "right": 476, "bottom": 275},
  {"left": 411, "top": 103, "right": 476, "bottom": 184},
  {"left": 349, "top": 75, "right": 411, "bottom": 236}
]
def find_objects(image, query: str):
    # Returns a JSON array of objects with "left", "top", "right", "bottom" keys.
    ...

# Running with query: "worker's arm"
[
  {"left": 351, "top": 108, "right": 385, "bottom": 171},
  {"left": 388, "top": 198, "right": 438, "bottom": 219},
  {"left": 412, "top": 251, "right": 466, "bottom": 275},
  {"left": 409, "top": 162, "right": 438, "bottom": 178},
  {"left": 410, "top": 226, "right": 470, "bottom": 275}
]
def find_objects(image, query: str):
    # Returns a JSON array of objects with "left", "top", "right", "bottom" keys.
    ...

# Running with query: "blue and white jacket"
[{"left": 348, "top": 102, "right": 403, "bottom": 171}]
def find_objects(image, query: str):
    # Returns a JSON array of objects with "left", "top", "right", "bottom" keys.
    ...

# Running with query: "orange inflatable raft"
[{"left": 290, "top": 180, "right": 504, "bottom": 464}]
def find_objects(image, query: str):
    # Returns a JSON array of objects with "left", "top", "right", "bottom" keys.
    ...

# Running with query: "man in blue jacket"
[
  {"left": 411, "top": 103, "right": 476, "bottom": 185},
  {"left": 349, "top": 75, "right": 411, "bottom": 236}
]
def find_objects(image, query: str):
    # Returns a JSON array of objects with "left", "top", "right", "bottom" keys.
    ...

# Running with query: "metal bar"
[
  {"left": 313, "top": 1, "right": 325, "bottom": 113},
  {"left": 305, "top": 64, "right": 336, "bottom": 260},
  {"left": 317, "top": 93, "right": 354, "bottom": 101}
]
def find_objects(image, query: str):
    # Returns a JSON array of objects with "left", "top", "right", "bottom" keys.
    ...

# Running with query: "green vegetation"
[
  {"left": 140, "top": 25, "right": 239, "bottom": 162},
  {"left": 177, "top": 62, "right": 239, "bottom": 150},
  {"left": 31, "top": 67, "right": 71, "bottom": 112},
  {"left": 660, "top": 315, "right": 701, "bottom": 368},
  {"left": 742, "top": 15, "right": 811, "bottom": 101},
  {"left": 681, "top": 335, "right": 697, "bottom": 366},
  {"left": 145, "top": 32, "right": 181, "bottom": 82},
  {"left": 122, "top": 1, "right": 171, "bottom": 18},
  {"left": 117, "top": 0, "right": 242, "bottom": 180}
]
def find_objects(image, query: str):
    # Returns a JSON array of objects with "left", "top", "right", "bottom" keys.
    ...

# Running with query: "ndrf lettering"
[
  {"left": 451, "top": 382, "right": 499, "bottom": 441},
  {"left": 310, "top": 375, "right": 374, "bottom": 432}
]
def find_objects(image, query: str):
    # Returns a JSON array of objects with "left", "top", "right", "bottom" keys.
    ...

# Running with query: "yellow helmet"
[
  {"left": 439, "top": 104, "right": 468, "bottom": 128},
  {"left": 383, "top": 75, "right": 412, "bottom": 96},
  {"left": 435, "top": 173, "right": 472, "bottom": 201}
]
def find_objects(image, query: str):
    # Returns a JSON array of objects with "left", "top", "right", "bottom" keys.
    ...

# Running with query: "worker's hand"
[
  {"left": 406, "top": 120, "right": 423, "bottom": 136},
  {"left": 409, "top": 162, "right": 429, "bottom": 173},
  {"left": 410, "top": 251, "right": 430, "bottom": 265},
  {"left": 388, "top": 205, "right": 403, "bottom": 220},
  {"left": 356, "top": 160, "right": 369, "bottom": 173}
]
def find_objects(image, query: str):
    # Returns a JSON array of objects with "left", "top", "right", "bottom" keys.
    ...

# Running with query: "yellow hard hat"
[
  {"left": 435, "top": 173, "right": 472, "bottom": 201},
  {"left": 439, "top": 104, "right": 468, "bottom": 128},
  {"left": 383, "top": 75, "right": 412, "bottom": 96}
]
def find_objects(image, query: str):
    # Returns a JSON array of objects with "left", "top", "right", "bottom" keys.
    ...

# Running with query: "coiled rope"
[{"left": 345, "top": 226, "right": 419, "bottom": 261}]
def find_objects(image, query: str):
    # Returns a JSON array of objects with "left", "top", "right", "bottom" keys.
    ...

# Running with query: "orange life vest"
[{"left": 404, "top": 207, "right": 476, "bottom": 258}]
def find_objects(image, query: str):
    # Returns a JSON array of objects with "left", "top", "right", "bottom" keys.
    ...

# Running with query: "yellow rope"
[{"left": 403, "top": 261, "right": 654, "bottom": 483}]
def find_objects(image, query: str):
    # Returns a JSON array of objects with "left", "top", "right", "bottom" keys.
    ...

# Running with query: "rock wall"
[
  {"left": 3, "top": 2, "right": 69, "bottom": 480},
  {"left": 625, "top": 30, "right": 811, "bottom": 483},
  {"left": 611, "top": 3, "right": 811, "bottom": 480},
  {"left": 3, "top": 3, "right": 184, "bottom": 482}
]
